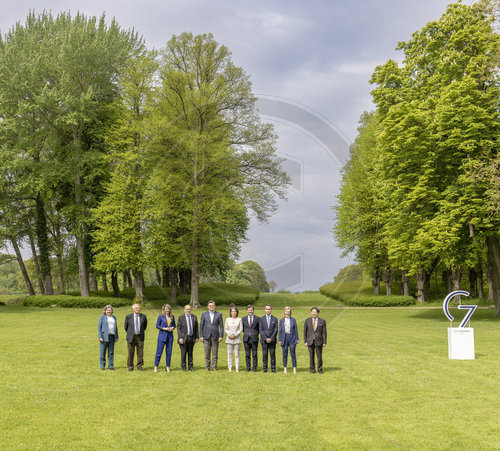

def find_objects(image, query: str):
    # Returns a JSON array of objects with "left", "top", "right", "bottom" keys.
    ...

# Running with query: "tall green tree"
[{"left": 152, "top": 33, "right": 289, "bottom": 307}]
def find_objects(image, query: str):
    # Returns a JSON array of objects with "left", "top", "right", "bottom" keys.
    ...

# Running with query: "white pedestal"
[{"left": 448, "top": 327, "right": 475, "bottom": 360}]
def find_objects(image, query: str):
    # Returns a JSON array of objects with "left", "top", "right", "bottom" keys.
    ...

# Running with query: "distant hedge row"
[
  {"left": 24, "top": 295, "right": 131, "bottom": 309},
  {"left": 320, "top": 283, "right": 415, "bottom": 307},
  {"left": 25, "top": 283, "right": 259, "bottom": 308}
]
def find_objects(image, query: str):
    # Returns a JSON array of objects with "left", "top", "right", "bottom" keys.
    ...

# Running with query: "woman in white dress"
[{"left": 224, "top": 307, "right": 243, "bottom": 372}]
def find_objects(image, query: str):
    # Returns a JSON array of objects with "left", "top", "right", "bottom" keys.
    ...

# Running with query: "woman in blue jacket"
[
  {"left": 154, "top": 304, "right": 176, "bottom": 372},
  {"left": 278, "top": 306, "right": 299, "bottom": 374},
  {"left": 98, "top": 304, "right": 119, "bottom": 370}
]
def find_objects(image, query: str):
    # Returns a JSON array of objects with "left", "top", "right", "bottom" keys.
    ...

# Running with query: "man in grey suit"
[
  {"left": 304, "top": 307, "right": 327, "bottom": 374},
  {"left": 200, "top": 300, "right": 224, "bottom": 370}
]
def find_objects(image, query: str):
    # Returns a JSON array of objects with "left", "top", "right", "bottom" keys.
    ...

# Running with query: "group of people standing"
[{"left": 97, "top": 301, "right": 327, "bottom": 374}]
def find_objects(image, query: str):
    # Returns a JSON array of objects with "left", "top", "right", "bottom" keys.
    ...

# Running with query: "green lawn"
[{"left": 1, "top": 301, "right": 498, "bottom": 449}]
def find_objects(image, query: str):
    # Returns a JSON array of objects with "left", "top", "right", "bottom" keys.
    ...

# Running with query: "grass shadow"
[{"left": 410, "top": 308, "right": 499, "bottom": 323}]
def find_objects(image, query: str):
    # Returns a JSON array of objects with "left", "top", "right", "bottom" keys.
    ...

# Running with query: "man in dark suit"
[
  {"left": 124, "top": 303, "right": 148, "bottom": 371},
  {"left": 242, "top": 304, "right": 260, "bottom": 372},
  {"left": 258, "top": 304, "right": 278, "bottom": 373},
  {"left": 200, "top": 300, "right": 224, "bottom": 370},
  {"left": 304, "top": 307, "right": 327, "bottom": 374},
  {"left": 177, "top": 304, "right": 199, "bottom": 371}
]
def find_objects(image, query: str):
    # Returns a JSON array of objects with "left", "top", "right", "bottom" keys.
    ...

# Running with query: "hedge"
[
  {"left": 342, "top": 295, "right": 415, "bottom": 307},
  {"left": 320, "top": 282, "right": 415, "bottom": 307},
  {"left": 24, "top": 295, "right": 131, "bottom": 309},
  {"left": 177, "top": 283, "right": 259, "bottom": 306},
  {"left": 32, "top": 283, "right": 259, "bottom": 308}
]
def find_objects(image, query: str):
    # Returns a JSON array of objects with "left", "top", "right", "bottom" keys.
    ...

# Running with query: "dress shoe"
[
  {"left": 128, "top": 368, "right": 133, "bottom": 372},
  {"left": 109, "top": 368, "right": 115, "bottom": 371},
  {"left": 188, "top": 368, "right": 194, "bottom": 372},
  {"left": 319, "top": 370, "right": 324, "bottom": 374},
  {"left": 246, "top": 369, "right": 250, "bottom": 372},
  {"left": 310, "top": 370, "right": 315, "bottom": 374},
  {"left": 138, "top": 367, "right": 144, "bottom": 371},
  {"left": 100, "top": 368, "right": 105, "bottom": 371},
  {"left": 253, "top": 369, "right": 257, "bottom": 372},
  {"left": 212, "top": 368, "right": 217, "bottom": 371}
]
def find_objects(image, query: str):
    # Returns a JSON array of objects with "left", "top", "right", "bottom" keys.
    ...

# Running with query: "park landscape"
[{"left": 0, "top": 0, "right": 499, "bottom": 450}]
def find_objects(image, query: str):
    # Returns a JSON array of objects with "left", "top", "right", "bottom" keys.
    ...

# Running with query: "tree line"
[
  {"left": 333, "top": 1, "right": 500, "bottom": 314},
  {"left": 0, "top": 12, "right": 289, "bottom": 306}
]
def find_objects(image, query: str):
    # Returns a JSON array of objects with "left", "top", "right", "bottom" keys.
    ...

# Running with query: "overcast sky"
[{"left": 1, "top": 0, "right": 469, "bottom": 290}]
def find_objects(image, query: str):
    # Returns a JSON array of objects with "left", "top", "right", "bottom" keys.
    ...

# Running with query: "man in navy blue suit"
[
  {"left": 259, "top": 304, "right": 278, "bottom": 373},
  {"left": 242, "top": 304, "right": 260, "bottom": 372},
  {"left": 200, "top": 300, "right": 224, "bottom": 370}
]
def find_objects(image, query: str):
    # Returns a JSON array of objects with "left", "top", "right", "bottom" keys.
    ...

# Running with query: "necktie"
[
  {"left": 187, "top": 315, "right": 192, "bottom": 336},
  {"left": 267, "top": 316, "right": 270, "bottom": 328},
  {"left": 313, "top": 318, "right": 317, "bottom": 331},
  {"left": 135, "top": 315, "right": 139, "bottom": 333},
  {"left": 249, "top": 316, "right": 252, "bottom": 327}
]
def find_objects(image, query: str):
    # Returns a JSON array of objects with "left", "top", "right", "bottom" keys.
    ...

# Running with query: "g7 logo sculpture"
[{"left": 442, "top": 290, "right": 477, "bottom": 328}]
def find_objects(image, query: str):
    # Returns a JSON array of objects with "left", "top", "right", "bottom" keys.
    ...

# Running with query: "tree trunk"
[
  {"left": 52, "top": 222, "right": 66, "bottom": 294},
  {"left": 102, "top": 274, "right": 109, "bottom": 292},
  {"left": 179, "top": 269, "right": 186, "bottom": 295},
  {"left": 132, "top": 269, "right": 144, "bottom": 305},
  {"left": 162, "top": 266, "right": 169, "bottom": 288},
  {"left": 477, "top": 267, "right": 484, "bottom": 300},
  {"left": 169, "top": 267, "right": 178, "bottom": 302},
  {"left": 486, "top": 258, "right": 494, "bottom": 303},
  {"left": 382, "top": 268, "right": 393, "bottom": 296},
  {"left": 468, "top": 267, "right": 477, "bottom": 298},
  {"left": 442, "top": 269, "right": 452, "bottom": 293},
  {"left": 125, "top": 269, "right": 133, "bottom": 288},
  {"left": 77, "top": 235, "right": 90, "bottom": 296},
  {"left": 35, "top": 194, "right": 54, "bottom": 295},
  {"left": 111, "top": 270, "right": 120, "bottom": 298},
  {"left": 10, "top": 235, "right": 35, "bottom": 296},
  {"left": 123, "top": 272, "right": 127, "bottom": 290},
  {"left": 155, "top": 269, "right": 162, "bottom": 286},
  {"left": 424, "top": 270, "right": 432, "bottom": 302},
  {"left": 190, "top": 255, "right": 201, "bottom": 308},
  {"left": 28, "top": 229, "right": 45, "bottom": 294},
  {"left": 451, "top": 267, "right": 462, "bottom": 303},
  {"left": 486, "top": 235, "right": 500, "bottom": 315},
  {"left": 90, "top": 273, "right": 98, "bottom": 291},
  {"left": 401, "top": 270, "right": 410, "bottom": 296},
  {"left": 415, "top": 268, "right": 427, "bottom": 303},
  {"left": 372, "top": 267, "right": 381, "bottom": 295}
]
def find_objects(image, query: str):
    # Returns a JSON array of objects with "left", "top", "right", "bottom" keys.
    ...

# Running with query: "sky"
[{"left": 1, "top": 0, "right": 469, "bottom": 291}]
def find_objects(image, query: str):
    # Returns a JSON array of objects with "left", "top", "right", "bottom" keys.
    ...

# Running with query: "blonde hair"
[
  {"left": 283, "top": 306, "right": 292, "bottom": 316},
  {"left": 162, "top": 304, "right": 172, "bottom": 317}
]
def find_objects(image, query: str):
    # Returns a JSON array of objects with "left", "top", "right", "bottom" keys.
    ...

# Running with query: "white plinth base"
[{"left": 448, "top": 327, "right": 474, "bottom": 360}]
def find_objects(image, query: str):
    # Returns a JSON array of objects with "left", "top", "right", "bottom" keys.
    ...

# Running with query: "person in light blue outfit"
[
  {"left": 278, "top": 306, "right": 299, "bottom": 374},
  {"left": 98, "top": 305, "right": 119, "bottom": 370},
  {"left": 154, "top": 304, "right": 176, "bottom": 372}
]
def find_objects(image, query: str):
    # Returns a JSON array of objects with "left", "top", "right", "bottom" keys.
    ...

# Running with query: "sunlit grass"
[{"left": 1, "top": 303, "right": 498, "bottom": 449}]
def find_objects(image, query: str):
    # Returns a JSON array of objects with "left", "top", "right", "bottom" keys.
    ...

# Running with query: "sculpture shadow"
[{"left": 410, "top": 308, "right": 499, "bottom": 324}]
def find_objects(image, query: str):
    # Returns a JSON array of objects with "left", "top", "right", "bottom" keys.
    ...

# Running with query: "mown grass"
[{"left": 1, "top": 301, "right": 498, "bottom": 449}]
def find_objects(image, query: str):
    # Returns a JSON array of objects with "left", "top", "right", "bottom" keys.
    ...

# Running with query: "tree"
[
  {"left": 226, "top": 260, "right": 270, "bottom": 292},
  {"left": 92, "top": 49, "right": 156, "bottom": 304},
  {"left": 152, "top": 33, "right": 289, "bottom": 307}
]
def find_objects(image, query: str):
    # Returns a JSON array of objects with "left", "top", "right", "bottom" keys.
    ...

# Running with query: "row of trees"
[
  {"left": 0, "top": 12, "right": 289, "bottom": 305},
  {"left": 333, "top": 1, "right": 500, "bottom": 314}
]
